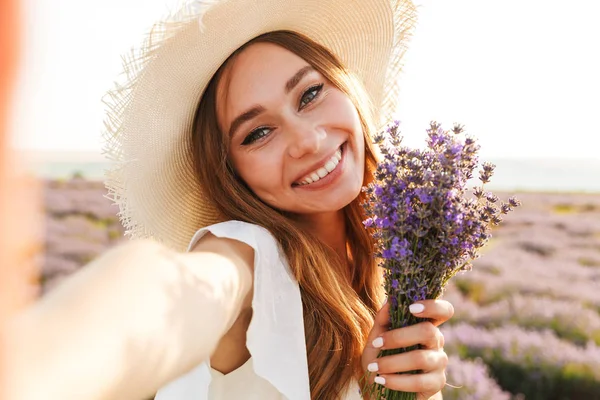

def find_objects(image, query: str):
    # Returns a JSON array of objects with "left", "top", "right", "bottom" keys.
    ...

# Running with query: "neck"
[{"left": 295, "top": 210, "right": 347, "bottom": 263}]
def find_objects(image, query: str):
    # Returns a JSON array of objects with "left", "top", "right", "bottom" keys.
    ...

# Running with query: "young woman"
[{"left": 5, "top": 0, "right": 454, "bottom": 399}]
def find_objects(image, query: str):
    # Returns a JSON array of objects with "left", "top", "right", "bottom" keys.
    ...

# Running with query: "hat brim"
[{"left": 103, "top": 0, "right": 417, "bottom": 251}]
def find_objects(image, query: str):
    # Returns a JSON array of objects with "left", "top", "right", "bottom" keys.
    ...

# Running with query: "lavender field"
[
  {"left": 441, "top": 192, "right": 600, "bottom": 399},
  {"left": 39, "top": 178, "right": 126, "bottom": 294},
  {"left": 40, "top": 179, "right": 600, "bottom": 399}
]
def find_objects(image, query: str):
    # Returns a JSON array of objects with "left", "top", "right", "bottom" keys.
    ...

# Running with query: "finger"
[
  {"left": 362, "top": 299, "right": 390, "bottom": 368},
  {"left": 366, "top": 298, "right": 390, "bottom": 344},
  {"left": 374, "top": 298, "right": 391, "bottom": 329},
  {"left": 409, "top": 299, "right": 454, "bottom": 327},
  {"left": 375, "top": 322, "right": 444, "bottom": 351},
  {"left": 366, "top": 349, "right": 448, "bottom": 375},
  {"left": 373, "top": 369, "right": 447, "bottom": 395}
]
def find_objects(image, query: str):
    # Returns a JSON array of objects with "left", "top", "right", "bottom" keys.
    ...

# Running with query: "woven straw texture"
[{"left": 102, "top": 0, "right": 417, "bottom": 251}]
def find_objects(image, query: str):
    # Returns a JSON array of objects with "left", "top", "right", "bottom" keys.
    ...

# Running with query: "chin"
[{"left": 307, "top": 184, "right": 362, "bottom": 213}]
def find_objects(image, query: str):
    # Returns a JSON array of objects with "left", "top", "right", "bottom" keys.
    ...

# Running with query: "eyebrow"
[{"left": 228, "top": 65, "right": 316, "bottom": 138}]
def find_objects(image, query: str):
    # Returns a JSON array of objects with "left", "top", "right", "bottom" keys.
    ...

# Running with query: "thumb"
[{"left": 362, "top": 298, "right": 390, "bottom": 367}]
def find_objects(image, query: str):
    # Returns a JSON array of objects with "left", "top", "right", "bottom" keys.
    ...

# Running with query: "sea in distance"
[{"left": 30, "top": 156, "right": 600, "bottom": 194}]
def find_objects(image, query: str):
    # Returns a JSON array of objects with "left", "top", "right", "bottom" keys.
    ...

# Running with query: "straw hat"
[{"left": 102, "top": 0, "right": 417, "bottom": 251}]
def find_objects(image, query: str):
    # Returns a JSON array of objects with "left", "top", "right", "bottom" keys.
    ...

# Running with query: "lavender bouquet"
[{"left": 360, "top": 121, "right": 520, "bottom": 400}]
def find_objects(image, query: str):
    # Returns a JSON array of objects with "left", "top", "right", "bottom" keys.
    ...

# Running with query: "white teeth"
[
  {"left": 296, "top": 146, "right": 344, "bottom": 186},
  {"left": 324, "top": 160, "right": 336, "bottom": 172}
]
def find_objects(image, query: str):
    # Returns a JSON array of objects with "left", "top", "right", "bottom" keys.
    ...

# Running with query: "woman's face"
[{"left": 216, "top": 42, "right": 365, "bottom": 215}]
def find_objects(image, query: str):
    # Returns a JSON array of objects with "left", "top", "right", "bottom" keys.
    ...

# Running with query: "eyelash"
[{"left": 241, "top": 83, "right": 325, "bottom": 146}]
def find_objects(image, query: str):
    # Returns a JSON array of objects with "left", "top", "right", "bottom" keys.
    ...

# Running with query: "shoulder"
[
  {"left": 190, "top": 230, "right": 254, "bottom": 269},
  {"left": 188, "top": 221, "right": 279, "bottom": 309},
  {"left": 188, "top": 220, "right": 279, "bottom": 260},
  {"left": 189, "top": 221, "right": 257, "bottom": 271},
  {"left": 188, "top": 220, "right": 277, "bottom": 249}
]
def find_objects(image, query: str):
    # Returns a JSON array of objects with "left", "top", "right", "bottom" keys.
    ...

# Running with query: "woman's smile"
[{"left": 292, "top": 143, "right": 345, "bottom": 190}]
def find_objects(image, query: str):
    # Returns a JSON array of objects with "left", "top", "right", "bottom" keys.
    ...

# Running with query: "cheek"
[
  {"left": 230, "top": 151, "right": 283, "bottom": 195},
  {"left": 339, "top": 100, "right": 365, "bottom": 161},
  {"left": 325, "top": 93, "right": 360, "bottom": 125},
  {"left": 327, "top": 94, "right": 364, "bottom": 146},
  {"left": 356, "top": 133, "right": 366, "bottom": 159}
]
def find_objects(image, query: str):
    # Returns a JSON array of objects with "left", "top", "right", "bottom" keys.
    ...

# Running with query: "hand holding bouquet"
[{"left": 360, "top": 121, "right": 520, "bottom": 400}]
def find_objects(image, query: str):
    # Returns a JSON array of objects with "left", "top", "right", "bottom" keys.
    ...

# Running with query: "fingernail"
[
  {"left": 372, "top": 337, "right": 383, "bottom": 348},
  {"left": 367, "top": 362, "right": 379, "bottom": 372},
  {"left": 374, "top": 376, "right": 386, "bottom": 385},
  {"left": 409, "top": 303, "right": 425, "bottom": 314}
]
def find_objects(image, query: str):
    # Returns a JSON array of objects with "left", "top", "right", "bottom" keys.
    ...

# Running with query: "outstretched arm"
[{"left": 3, "top": 236, "right": 253, "bottom": 400}]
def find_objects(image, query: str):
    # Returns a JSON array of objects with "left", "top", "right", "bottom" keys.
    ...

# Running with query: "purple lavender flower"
[{"left": 361, "top": 121, "right": 519, "bottom": 400}]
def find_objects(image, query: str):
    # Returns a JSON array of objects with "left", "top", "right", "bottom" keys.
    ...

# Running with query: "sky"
[{"left": 8, "top": 0, "right": 600, "bottom": 160}]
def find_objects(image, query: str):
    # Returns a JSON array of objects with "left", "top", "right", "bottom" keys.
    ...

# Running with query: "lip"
[{"left": 292, "top": 143, "right": 346, "bottom": 190}]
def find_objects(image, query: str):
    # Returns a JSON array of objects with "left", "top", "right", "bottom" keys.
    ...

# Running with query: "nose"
[{"left": 286, "top": 120, "right": 326, "bottom": 159}]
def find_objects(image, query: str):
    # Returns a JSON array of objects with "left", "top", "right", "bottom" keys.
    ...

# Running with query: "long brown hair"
[{"left": 192, "top": 30, "right": 384, "bottom": 399}]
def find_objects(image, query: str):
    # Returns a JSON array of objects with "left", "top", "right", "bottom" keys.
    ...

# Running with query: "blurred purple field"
[
  {"left": 442, "top": 192, "right": 600, "bottom": 399},
  {"left": 40, "top": 178, "right": 126, "bottom": 293},
  {"left": 40, "top": 179, "right": 600, "bottom": 399}
]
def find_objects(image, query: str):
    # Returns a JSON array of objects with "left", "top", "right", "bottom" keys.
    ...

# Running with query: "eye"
[
  {"left": 241, "top": 126, "right": 271, "bottom": 145},
  {"left": 299, "top": 83, "right": 324, "bottom": 110}
]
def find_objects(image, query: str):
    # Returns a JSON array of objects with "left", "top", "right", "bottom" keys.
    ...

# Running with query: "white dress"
[{"left": 154, "top": 221, "right": 363, "bottom": 400}]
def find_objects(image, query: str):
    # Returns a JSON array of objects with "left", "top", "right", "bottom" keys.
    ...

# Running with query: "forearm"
[{"left": 2, "top": 239, "right": 252, "bottom": 400}]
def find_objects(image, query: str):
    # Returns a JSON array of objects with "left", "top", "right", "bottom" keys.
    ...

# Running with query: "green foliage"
[
  {"left": 108, "top": 229, "right": 122, "bottom": 240},
  {"left": 454, "top": 278, "right": 486, "bottom": 303},
  {"left": 547, "top": 319, "right": 600, "bottom": 346},
  {"left": 578, "top": 257, "right": 600, "bottom": 267},
  {"left": 460, "top": 349, "right": 600, "bottom": 400},
  {"left": 518, "top": 241, "right": 556, "bottom": 257},
  {"left": 453, "top": 278, "right": 510, "bottom": 305},
  {"left": 477, "top": 263, "right": 502, "bottom": 275},
  {"left": 552, "top": 203, "right": 599, "bottom": 214},
  {"left": 552, "top": 203, "right": 578, "bottom": 214}
]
